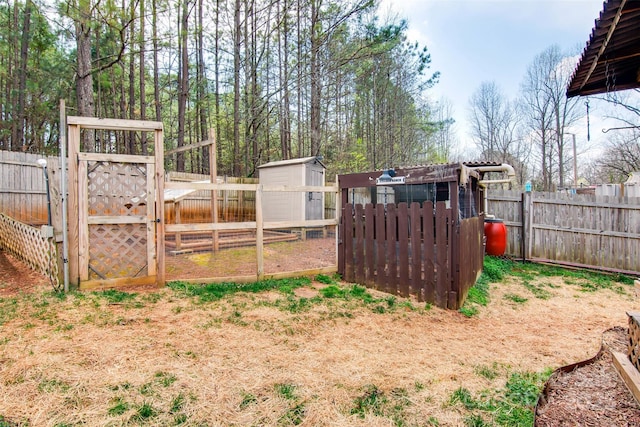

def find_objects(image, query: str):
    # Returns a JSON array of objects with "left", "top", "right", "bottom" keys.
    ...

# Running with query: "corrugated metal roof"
[{"left": 567, "top": 0, "right": 640, "bottom": 97}]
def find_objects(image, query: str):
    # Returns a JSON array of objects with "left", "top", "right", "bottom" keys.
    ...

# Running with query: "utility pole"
[
  {"left": 566, "top": 132, "right": 578, "bottom": 188},
  {"left": 572, "top": 133, "right": 577, "bottom": 188}
]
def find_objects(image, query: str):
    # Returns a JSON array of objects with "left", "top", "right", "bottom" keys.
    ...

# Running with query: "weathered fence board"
[
  {"left": 423, "top": 202, "right": 435, "bottom": 303},
  {"left": 410, "top": 203, "right": 422, "bottom": 296},
  {"left": 487, "top": 189, "right": 640, "bottom": 274},
  {"left": 375, "top": 203, "right": 386, "bottom": 290},
  {"left": 387, "top": 203, "right": 398, "bottom": 294},
  {"left": 435, "top": 201, "right": 449, "bottom": 308},
  {"left": 355, "top": 203, "right": 365, "bottom": 285}
]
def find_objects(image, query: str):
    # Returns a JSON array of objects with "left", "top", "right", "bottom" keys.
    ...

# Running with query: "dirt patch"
[
  {"left": 166, "top": 237, "right": 336, "bottom": 280},
  {"left": 0, "top": 248, "right": 49, "bottom": 296},
  {"left": 0, "top": 262, "right": 639, "bottom": 425}
]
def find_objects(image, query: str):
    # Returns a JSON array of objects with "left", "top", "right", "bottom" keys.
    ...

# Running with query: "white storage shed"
[{"left": 258, "top": 156, "right": 326, "bottom": 222}]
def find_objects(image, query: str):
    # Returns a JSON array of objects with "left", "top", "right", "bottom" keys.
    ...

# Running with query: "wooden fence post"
[
  {"left": 256, "top": 184, "right": 264, "bottom": 280},
  {"left": 521, "top": 191, "right": 526, "bottom": 261},
  {"left": 522, "top": 191, "right": 532, "bottom": 261}
]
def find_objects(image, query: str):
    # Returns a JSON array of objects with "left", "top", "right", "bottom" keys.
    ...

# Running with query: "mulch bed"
[{"left": 535, "top": 326, "right": 640, "bottom": 426}]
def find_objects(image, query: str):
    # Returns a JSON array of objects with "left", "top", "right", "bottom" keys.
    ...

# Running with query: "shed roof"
[
  {"left": 257, "top": 156, "right": 326, "bottom": 169},
  {"left": 163, "top": 180, "right": 210, "bottom": 202},
  {"left": 567, "top": 0, "right": 640, "bottom": 97}
]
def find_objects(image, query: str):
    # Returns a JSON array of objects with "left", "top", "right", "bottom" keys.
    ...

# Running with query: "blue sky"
[{"left": 378, "top": 0, "right": 606, "bottom": 151}]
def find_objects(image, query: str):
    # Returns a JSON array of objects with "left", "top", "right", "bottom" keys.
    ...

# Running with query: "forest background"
[{"left": 1, "top": 0, "right": 639, "bottom": 190}]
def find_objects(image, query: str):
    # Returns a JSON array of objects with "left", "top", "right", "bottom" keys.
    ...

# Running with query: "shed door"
[
  {"left": 305, "top": 165, "right": 324, "bottom": 220},
  {"left": 77, "top": 153, "right": 158, "bottom": 288}
]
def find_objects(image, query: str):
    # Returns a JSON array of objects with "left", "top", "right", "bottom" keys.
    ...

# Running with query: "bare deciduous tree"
[
  {"left": 468, "top": 81, "right": 519, "bottom": 163},
  {"left": 521, "top": 45, "right": 581, "bottom": 190}
]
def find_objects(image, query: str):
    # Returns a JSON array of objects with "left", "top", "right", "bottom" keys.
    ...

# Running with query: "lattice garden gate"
[{"left": 67, "top": 117, "right": 165, "bottom": 290}]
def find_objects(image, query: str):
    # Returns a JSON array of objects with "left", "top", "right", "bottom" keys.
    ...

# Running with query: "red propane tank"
[{"left": 484, "top": 217, "right": 507, "bottom": 256}]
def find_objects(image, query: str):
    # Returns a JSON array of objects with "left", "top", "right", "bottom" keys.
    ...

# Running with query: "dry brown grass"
[{"left": 0, "top": 265, "right": 638, "bottom": 426}]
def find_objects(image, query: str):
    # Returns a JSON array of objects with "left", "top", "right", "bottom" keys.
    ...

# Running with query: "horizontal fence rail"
[{"left": 487, "top": 189, "right": 640, "bottom": 274}]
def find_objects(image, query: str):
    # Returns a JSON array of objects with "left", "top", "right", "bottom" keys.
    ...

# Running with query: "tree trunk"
[
  {"left": 214, "top": 0, "right": 222, "bottom": 174},
  {"left": 197, "top": 0, "right": 208, "bottom": 171},
  {"left": 128, "top": 0, "right": 136, "bottom": 154},
  {"left": 139, "top": 0, "right": 147, "bottom": 154},
  {"left": 232, "top": 0, "right": 241, "bottom": 176},
  {"left": 10, "top": 3, "right": 18, "bottom": 150},
  {"left": 309, "top": 0, "right": 321, "bottom": 157},
  {"left": 177, "top": 0, "right": 190, "bottom": 172},
  {"left": 152, "top": 0, "right": 161, "bottom": 122},
  {"left": 76, "top": 0, "right": 95, "bottom": 152},
  {"left": 279, "top": 0, "right": 292, "bottom": 160},
  {"left": 296, "top": 0, "right": 303, "bottom": 157},
  {"left": 16, "top": 0, "right": 31, "bottom": 151}
]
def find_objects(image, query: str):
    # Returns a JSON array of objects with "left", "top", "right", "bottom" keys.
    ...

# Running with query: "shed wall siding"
[{"left": 260, "top": 162, "right": 329, "bottom": 222}]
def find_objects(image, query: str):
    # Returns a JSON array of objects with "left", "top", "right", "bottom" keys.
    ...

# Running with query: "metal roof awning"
[{"left": 567, "top": 0, "right": 640, "bottom": 98}]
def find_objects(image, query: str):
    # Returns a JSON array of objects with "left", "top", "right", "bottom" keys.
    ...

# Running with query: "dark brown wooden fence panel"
[
  {"left": 355, "top": 204, "right": 365, "bottom": 284},
  {"left": 339, "top": 200, "right": 476, "bottom": 309},
  {"left": 375, "top": 204, "right": 386, "bottom": 290},
  {"left": 410, "top": 202, "right": 422, "bottom": 300},
  {"left": 423, "top": 201, "right": 435, "bottom": 303},
  {"left": 457, "top": 216, "right": 483, "bottom": 309},
  {"left": 344, "top": 204, "right": 354, "bottom": 282},
  {"left": 397, "top": 203, "right": 410, "bottom": 297}
]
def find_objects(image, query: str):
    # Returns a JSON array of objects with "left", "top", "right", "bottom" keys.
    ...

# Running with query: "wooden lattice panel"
[
  {"left": 628, "top": 312, "right": 640, "bottom": 371},
  {"left": 88, "top": 223, "right": 147, "bottom": 279},
  {"left": 0, "top": 213, "right": 60, "bottom": 288},
  {"left": 88, "top": 161, "right": 148, "bottom": 216},
  {"left": 86, "top": 161, "right": 150, "bottom": 280}
]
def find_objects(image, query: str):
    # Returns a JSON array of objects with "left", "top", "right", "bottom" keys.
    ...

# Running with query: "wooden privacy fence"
[
  {"left": 487, "top": 189, "right": 640, "bottom": 274},
  {"left": 0, "top": 150, "right": 62, "bottom": 227},
  {"left": 165, "top": 172, "right": 258, "bottom": 224},
  {"left": 340, "top": 201, "right": 483, "bottom": 309}
]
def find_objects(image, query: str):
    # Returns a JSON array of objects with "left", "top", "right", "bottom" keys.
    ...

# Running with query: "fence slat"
[
  {"left": 344, "top": 203, "right": 354, "bottom": 282},
  {"left": 435, "top": 201, "right": 448, "bottom": 308},
  {"left": 365, "top": 204, "right": 375, "bottom": 285},
  {"left": 386, "top": 203, "right": 397, "bottom": 295},
  {"left": 423, "top": 201, "right": 435, "bottom": 303},
  {"left": 397, "top": 203, "right": 410, "bottom": 297},
  {"left": 410, "top": 202, "right": 422, "bottom": 301},
  {"left": 375, "top": 204, "right": 386, "bottom": 290},
  {"left": 355, "top": 204, "right": 365, "bottom": 285}
]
